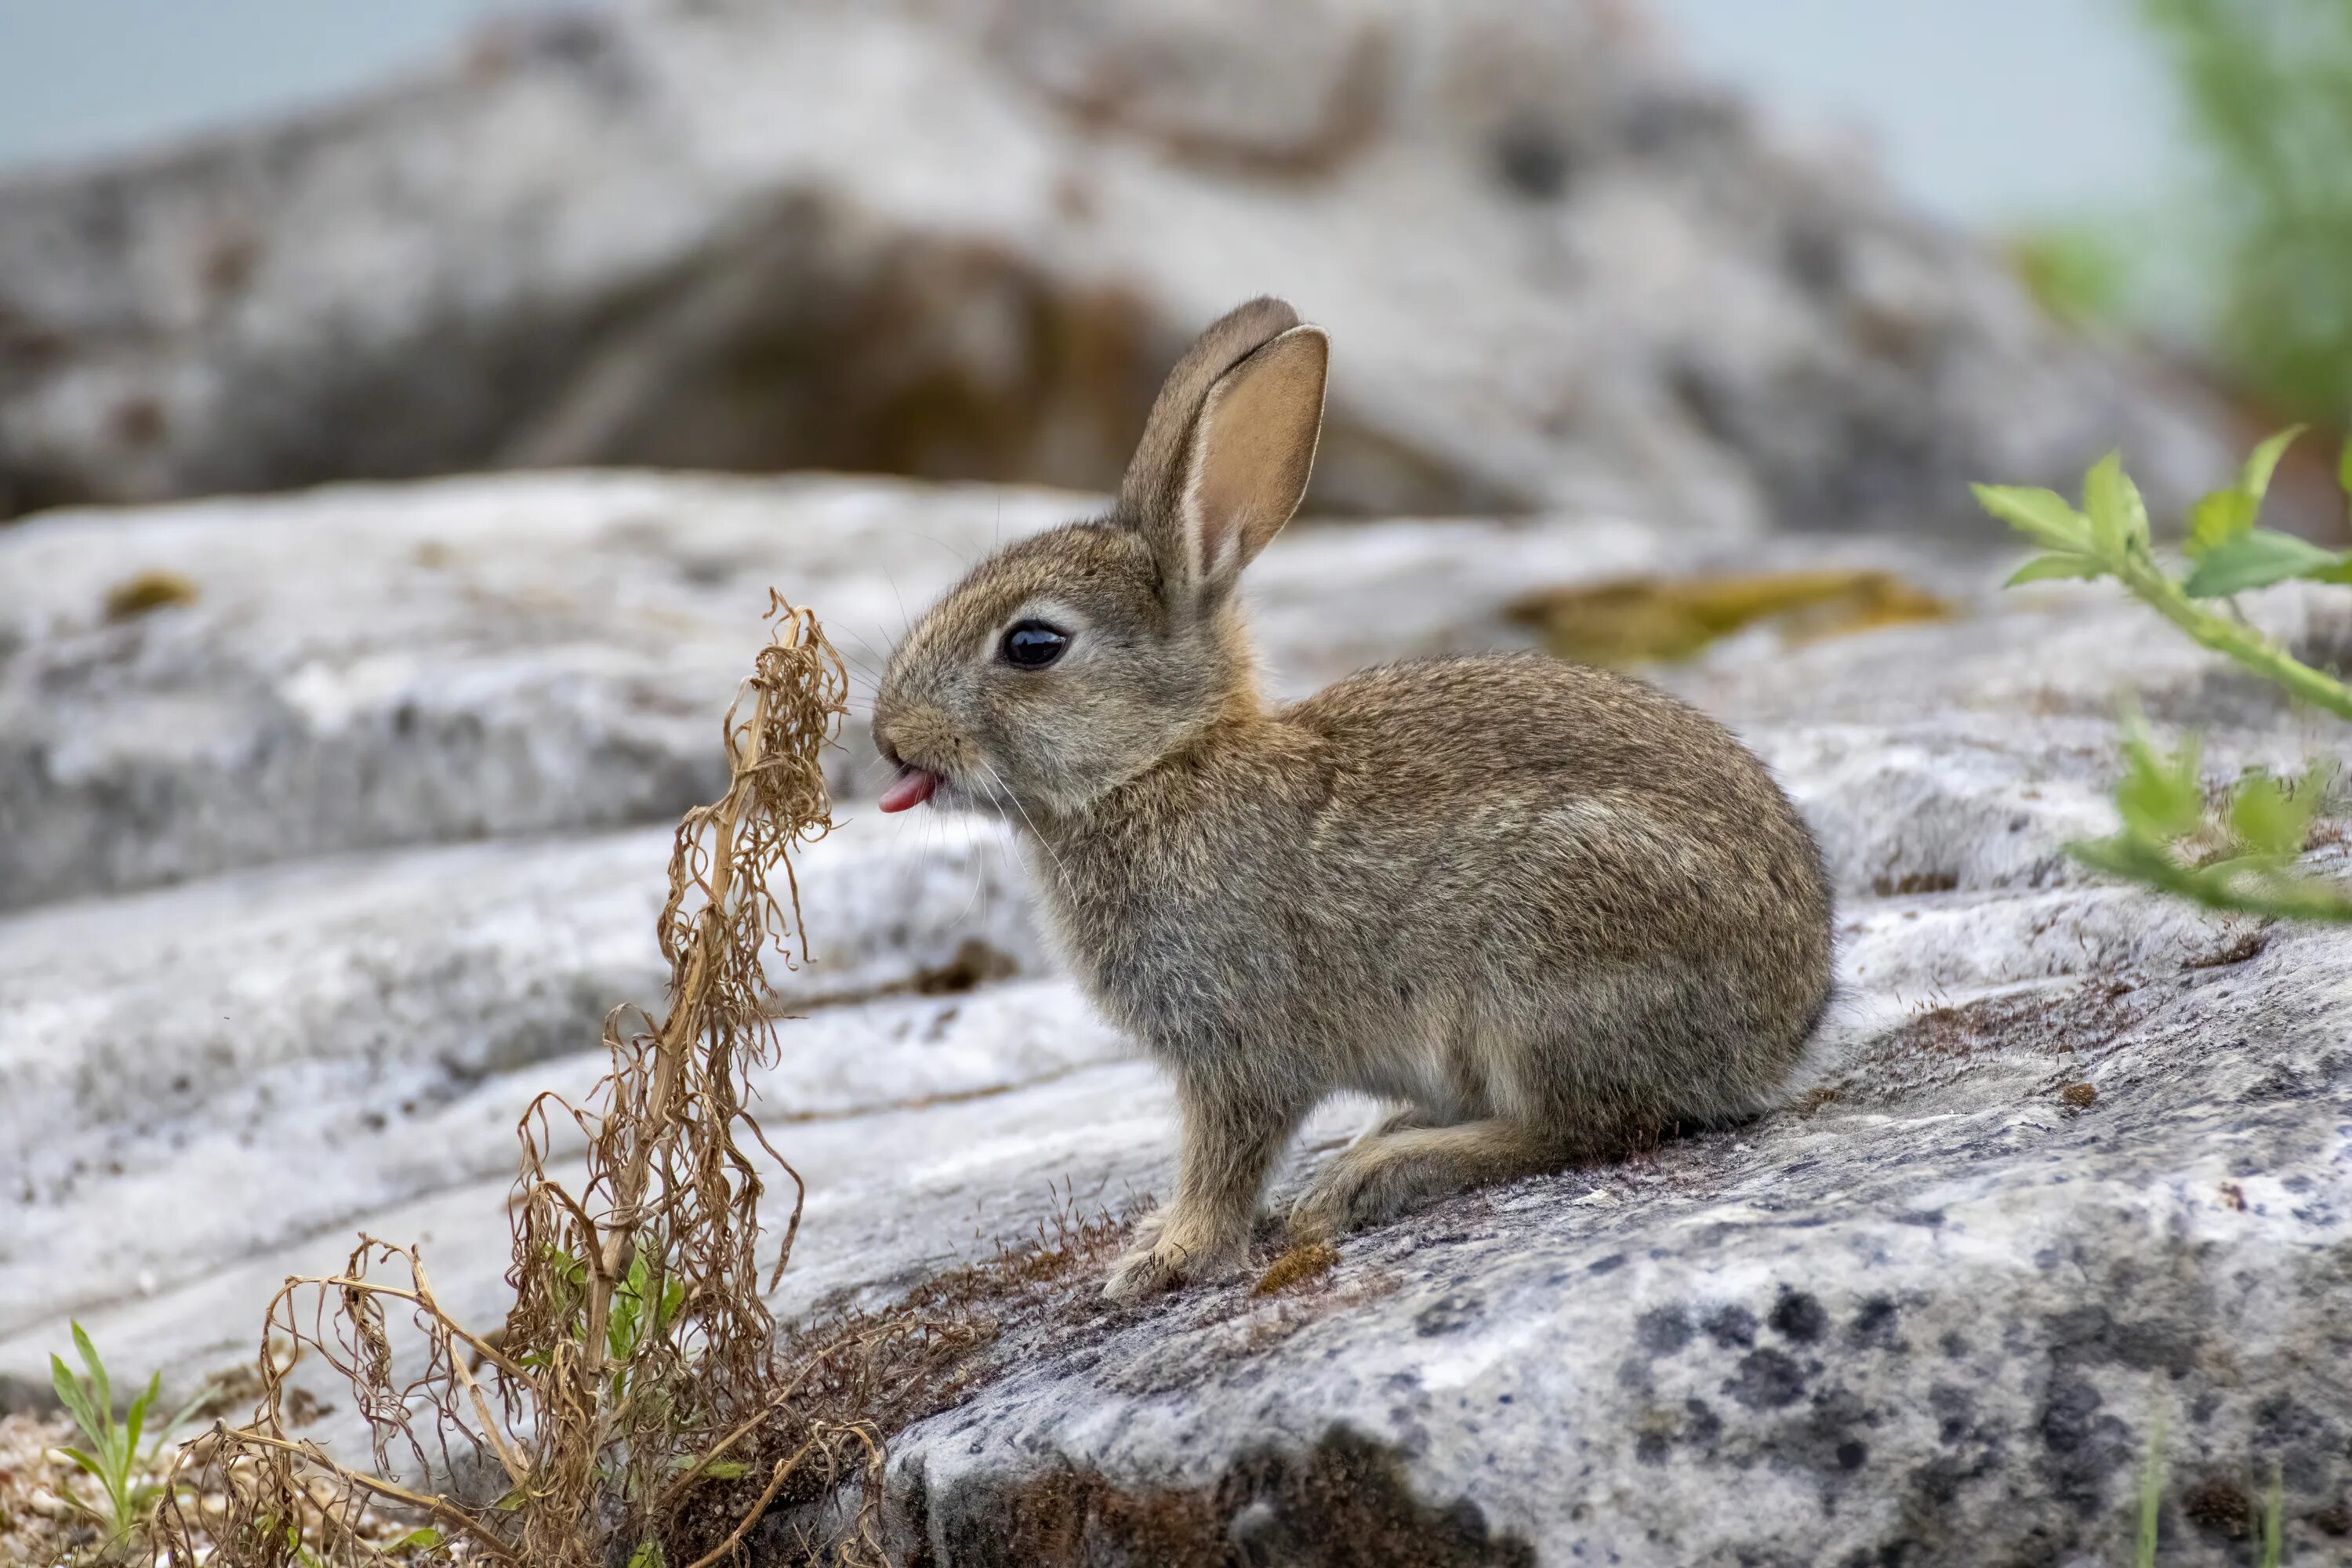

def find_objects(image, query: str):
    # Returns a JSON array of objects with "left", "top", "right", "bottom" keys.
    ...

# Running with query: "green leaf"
[
  {"left": 57, "top": 1444, "right": 111, "bottom": 1482},
  {"left": 2114, "top": 724, "right": 2205, "bottom": 843},
  {"left": 2339, "top": 432, "right": 2352, "bottom": 499},
  {"left": 628, "top": 1541, "right": 666, "bottom": 1568},
  {"left": 2238, "top": 424, "right": 2306, "bottom": 503},
  {"left": 702, "top": 1460, "right": 751, "bottom": 1479},
  {"left": 2082, "top": 452, "right": 2146, "bottom": 554},
  {"left": 50, "top": 1354, "right": 100, "bottom": 1445},
  {"left": 2185, "top": 487, "right": 2255, "bottom": 560},
  {"left": 72, "top": 1322, "right": 111, "bottom": 1420},
  {"left": 657, "top": 1275, "right": 687, "bottom": 1334},
  {"left": 2230, "top": 769, "right": 2318, "bottom": 858},
  {"left": 1973, "top": 484, "right": 2092, "bottom": 552},
  {"left": 2182, "top": 528, "right": 2352, "bottom": 597},
  {"left": 122, "top": 1374, "right": 156, "bottom": 1468},
  {"left": 392, "top": 1527, "right": 445, "bottom": 1551},
  {"left": 2006, "top": 552, "right": 2107, "bottom": 586}
]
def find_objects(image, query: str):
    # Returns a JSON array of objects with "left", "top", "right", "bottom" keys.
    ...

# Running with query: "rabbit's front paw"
[{"left": 1102, "top": 1213, "right": 1242, "bottom": 1302}]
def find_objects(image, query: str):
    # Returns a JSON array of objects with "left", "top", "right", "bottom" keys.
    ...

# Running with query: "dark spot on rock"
[
  {"left": 2045, "top": 1305, "right": 2197, "bottom": 1377},
  {"left": 2058, "top": 1081, "right": 2098, "bottom": 1110},
  {"left": 1414, "top": 1293, "right": 1483, "bottom": 1338},
  {"left": 2036, "top": 1371, "right": 2133, "bottom": 1510},
  {"left": 1685, "top": 1398, "right": 1724, "bottom": 1447},
  {"left": 1928, "top": 1385, "right": 1975, "bottom": 1445},
  {"left": 912, "top": 1425, "right": 1537, "bottom": 1568},
  {"left": 1909, "top": 1457, "right": 1966, "bottom": 1508},
  {"left": 2249, "top": 1392, "right": 2339, "bottom": 1490},
  {"left": 1724, "top": 1348, "right": 1809, "bottom": 1411},
  {"left": 1848, "top": 1296, "right": 1901, "bottom": 1350},
  {"left": 1634, "top": 1429, "right": 1670, "bottom": 1467},
  {"left": 1635, "top": 1305, "right": 1693, "bottom": 1356},
  {"left": 2312, "top": 1498, "right": 2352, "bottom": 1535},
  {"left": 1871, "top": 869, "right": 1959, "bottom": 896},
  {"left": 1895, "top": 1210, "right": 1944, "bottom": 1229},
  {"left": 915, "top": 938, "right": 1019, "bottom": 995},
  {"left": 1585, "top": 1253, "right": 1625, "bottom": 1275},
  {"left": 1759, "top": 1383, "right": 1878, "bottom": 1479},
  {"left": 1702, "top": 1305, "right": 1757, "bottom": 1348},
  {"left": 1769, "top": 1289, "right": 1828, "bottom": 1344},
  {"left": 1490, "top": 117, "right": 1570, "bottom": 201},
  {"left": 110, "top": 394, "right": 167, "bottom": 448},
  {"left": 1668, "top": 359, "right": 1738, "bottom": 444}
]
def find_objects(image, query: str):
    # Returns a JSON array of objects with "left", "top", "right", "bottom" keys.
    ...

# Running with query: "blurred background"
[
  {"left": 5, "top": 0, "right": 2347, "bottom": 536},
  {"left": 0, "top": 0, "right": 2180, "bottom": 225}
]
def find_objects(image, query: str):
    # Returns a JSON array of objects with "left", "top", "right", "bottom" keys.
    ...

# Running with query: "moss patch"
[
  {"left": 1508, "top": 568, "right": 1951, "bottom": 665},
  {"left": 102, "top": 569, "right": 199, "bottom": 622},
  {"left": 913, "top": 1426, "right": 1534, "bottom": 1568}
]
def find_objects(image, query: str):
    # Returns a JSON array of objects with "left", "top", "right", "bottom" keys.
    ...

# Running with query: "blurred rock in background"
[{"left": 0, "top": 0, "right": 2238, "bottom": 534}]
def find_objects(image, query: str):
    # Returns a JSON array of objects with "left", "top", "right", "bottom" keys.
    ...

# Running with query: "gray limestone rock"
[
  {"left": 2, "top": 474, "right": 2346, "bottom": 1566},
  {"left": 0, "top": 0, "right": 2237, "bottom": 535}
]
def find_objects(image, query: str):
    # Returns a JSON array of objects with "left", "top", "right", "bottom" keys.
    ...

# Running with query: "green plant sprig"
[
  {"left": 2072, "top": 715, "right": 2350, "bottom": 920},
  {"left": 1975, "top": 431, "right": 2352, "bottom": 923},
  {"left": 49, "top": 1321, "right": 214, "bottom": 1544},
  {"left": 1976, "top": 430, "right": 2352, "bottom": 723}
]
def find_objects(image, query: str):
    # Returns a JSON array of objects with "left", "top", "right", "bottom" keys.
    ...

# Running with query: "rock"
[
  {"left": 0, "top": 0, "right": 2237, "bottom": 533},
  {"left": 0, "top": 474, "right": 1076, "bottom": 909},
  {"left": 0, "top": 470, "right": 1689, "bottom": 909},
  {"left": 880, "top": 907, "right": 2352, "bottom": 1567},
  {"left": 2, "top": 474, "right": 2347, "bottom": 1566},
  {"left": 0, "top": 813, "right": 1055, "bottom": 1341},
  {"left": 6, "top": 466, "right": 2321, "bottom": 912}
]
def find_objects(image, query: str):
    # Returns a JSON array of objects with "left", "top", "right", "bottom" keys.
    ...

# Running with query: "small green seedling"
[
  {"left": 1977, "top": 431, "right": 2352, "bottom": 922},
  {"left": 2136, "top": 1408, "right": 2166, "bottom": 1567},
  {"left": 49, "top": 1321, "right": 213, "bottom": 1544},
  {"left": 2259, "top": 1459, "right": 2286, "bottom": 1568}
]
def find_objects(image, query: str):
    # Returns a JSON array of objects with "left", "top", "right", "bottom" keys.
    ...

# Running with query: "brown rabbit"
[{"left": 872, "top": 298, "right": 1833, "bottom": 1301}]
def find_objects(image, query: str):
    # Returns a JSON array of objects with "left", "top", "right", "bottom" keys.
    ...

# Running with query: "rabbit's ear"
[{"left": 1121, "top": 299, "right": 1327, "bottom": 604}]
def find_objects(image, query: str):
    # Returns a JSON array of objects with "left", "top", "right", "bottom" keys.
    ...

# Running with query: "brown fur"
[{"left": 873, "top": 299, "right": 1834, "bottom": 1300}]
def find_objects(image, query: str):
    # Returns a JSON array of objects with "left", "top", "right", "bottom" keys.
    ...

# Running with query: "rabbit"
[{"left": 871, "top": 297, "right": 1834, "bottom": 1301}]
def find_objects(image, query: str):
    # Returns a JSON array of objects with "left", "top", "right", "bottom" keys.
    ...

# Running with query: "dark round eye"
[{"left": 1001, "top": 619, "right": 1070, "bottom": 669}]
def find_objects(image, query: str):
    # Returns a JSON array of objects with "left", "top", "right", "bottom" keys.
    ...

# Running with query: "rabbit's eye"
[{"left": 1001, "top": 620, "right": 1070, "bottom": 669}]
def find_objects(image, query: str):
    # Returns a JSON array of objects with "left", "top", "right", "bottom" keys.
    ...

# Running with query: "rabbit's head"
[{"left": 872, "top": 298, "right": 1327, "bottom": 822}]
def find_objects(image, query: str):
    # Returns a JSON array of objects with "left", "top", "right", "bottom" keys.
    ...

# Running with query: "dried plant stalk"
[{"left": 162, "top": 597, "right": 873, "bottom": 1568}]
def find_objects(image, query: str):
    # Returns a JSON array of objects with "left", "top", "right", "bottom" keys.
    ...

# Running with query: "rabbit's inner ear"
[{"left": 1174, "top": 325, "right": 1329, "bottom": 597}]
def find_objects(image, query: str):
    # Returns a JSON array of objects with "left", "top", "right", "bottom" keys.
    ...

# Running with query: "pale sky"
[{"left": 0, "top": 0, "right": 2183, "bottom": 229}]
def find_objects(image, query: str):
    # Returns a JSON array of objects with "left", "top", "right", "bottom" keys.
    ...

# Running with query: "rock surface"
[
  {"left": 0, "top": 470, "right": 1687, "bottom": 909},
  {"left": 0, "top": 0, "right": 2238, "bottom": 535},
  {"left": 3, "top": 472, "right": 2348, "bottom": 1566}
]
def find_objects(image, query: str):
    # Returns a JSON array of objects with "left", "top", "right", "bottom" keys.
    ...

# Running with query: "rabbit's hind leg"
[
  {"left": 1288, "top": 1118, "right": 1574, "bottom": 1239},
  {"left": 1355, "top": 1098, "right": 1457, "bottom": 1142}
]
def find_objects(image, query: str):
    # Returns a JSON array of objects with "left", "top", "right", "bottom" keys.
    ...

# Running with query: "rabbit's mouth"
[{"left": 878, "top": 766, "right": 942, "bottom": 813}]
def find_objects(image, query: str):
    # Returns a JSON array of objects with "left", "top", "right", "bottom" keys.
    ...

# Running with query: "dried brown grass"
[{"left": 157, "top": 597, "right": 877, "bottom": 1568}]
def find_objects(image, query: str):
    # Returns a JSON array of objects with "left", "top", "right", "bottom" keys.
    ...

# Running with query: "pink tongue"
[{"left": 878, "top": 768, "right": 940, "bottom": 813}]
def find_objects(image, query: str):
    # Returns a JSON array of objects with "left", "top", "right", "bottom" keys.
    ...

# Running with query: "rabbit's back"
[
  {"left": 1289, "top": 653, "right": 1829, "bottom": 1002},
  {"left": 1047, "top": 652, "right": 1832, "bottom": 1134}
]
